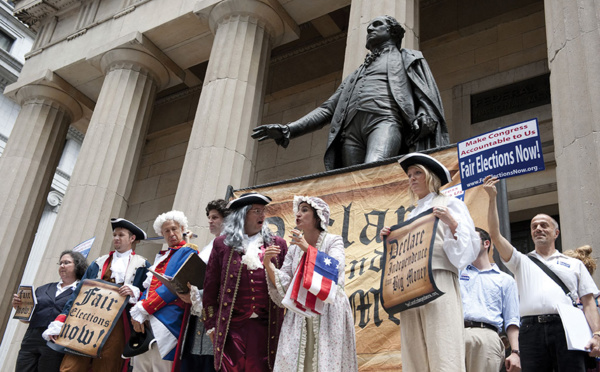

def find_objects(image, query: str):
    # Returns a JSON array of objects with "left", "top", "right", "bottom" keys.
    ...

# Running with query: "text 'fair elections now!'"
[{"left": 457, "top": 118, "right": 545, "bottom": 190}]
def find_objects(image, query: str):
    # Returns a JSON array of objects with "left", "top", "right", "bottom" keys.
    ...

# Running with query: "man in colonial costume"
[
  {"left": 43, "top": 218, "right": 150, "bottom": 372},
  {"left": 252, "top": 15, "right": 448, "bottom": 170},
  {"left": 129, "top": 210, "right": 199, "bottom": 372},
  {"left": 203, "top": 192, "right": 288, "bottom": 371}
]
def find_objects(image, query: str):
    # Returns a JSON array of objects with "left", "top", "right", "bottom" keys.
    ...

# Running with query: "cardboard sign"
[
  {"left": 52, "top": 279, "right": 128, "bottom": 358},
  {"left": 457, "top": 118, "right": 545, "bottom": 190},
  {"left": 13, "top": 285, "right": 36, "bottom": 321},
  {"left": 380, "top": 209, "right": 443, "bottom": 313}
]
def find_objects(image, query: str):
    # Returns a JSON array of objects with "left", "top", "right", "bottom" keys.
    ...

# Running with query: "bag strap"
[{"left": 527, "top": 255, "right": 577, "bottom": 306}]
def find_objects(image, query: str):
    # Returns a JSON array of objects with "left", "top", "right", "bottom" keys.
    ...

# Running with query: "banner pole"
[{"left": 494, "top": 178, "right": 512, "bottom": 274}]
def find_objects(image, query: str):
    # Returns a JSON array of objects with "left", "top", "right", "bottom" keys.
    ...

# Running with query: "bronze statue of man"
[{"left": 252, "top": 15, "right": 449, "bottom": 171}]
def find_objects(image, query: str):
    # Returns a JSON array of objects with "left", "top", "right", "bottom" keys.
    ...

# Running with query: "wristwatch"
[
  {"left": 593, "top": 331, "right": 600, "bottom": 339},
  {"left": 511, "top": 349, "right": 520, "bottom": 356}
]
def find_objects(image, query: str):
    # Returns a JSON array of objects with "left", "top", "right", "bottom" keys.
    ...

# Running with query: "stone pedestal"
[
  {"left": 544, "top": 0, "right": 600, "bottom": 278},
  {"left": 343, "top": 0, "right": 419, "bottom": 77},
  {"left": 174, "top": 0, "right": 294, "bottom": 243},
  {"left": 0, "top": 84, "right": 82, "bottom": 336},
  {"left": 35, "top": 47, "right": 174, "bottom": 284}
]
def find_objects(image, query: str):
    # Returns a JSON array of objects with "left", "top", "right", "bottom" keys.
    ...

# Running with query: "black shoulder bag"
[{"left": 527, "top": 255, "right": 578, "bottom": 307}]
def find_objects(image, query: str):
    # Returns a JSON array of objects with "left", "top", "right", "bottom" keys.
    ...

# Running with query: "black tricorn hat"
[
  {"left": 227, "top": 192, "right": 272, "bottom": 210},
  {"left": 398, "top": 153, "right": 452, "bottom": 186},
  {"left": 110, "top": 218, "right": 147, "bottom": 241},
  {"left": 122, "top": 327, "right": 155, "bottom": 358}
]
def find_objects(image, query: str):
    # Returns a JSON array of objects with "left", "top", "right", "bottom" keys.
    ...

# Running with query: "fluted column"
[
  {"left": 174, "top": 0, "right": 288, "bottom": 243},
  {"left": 0, "top": 84, "right": 82, "bottom": 336},
  {"left": 544, "top": 0, "right": 600, "bottom": 279},
  {"left": 35, "top": 48, "right": 170, "bottom": 284},
  {"left": 343, "top": 0, "right": 419, "bottom": 77}
]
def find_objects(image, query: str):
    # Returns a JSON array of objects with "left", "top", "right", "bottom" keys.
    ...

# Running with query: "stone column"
[
  {"left": 343, "top": 0, "right": 419, "bottom": 77},
  {"left": 544, "top": 0, "right": 600, "bottom": 279},
  {"left": 174, "top": 0, "right": 292, "bottom": 243},
  {"left": 0, "top": 84, "right": 82, "bottom": 336},
  {"left": 35, "top": 47, "right": 171, "bottom": 284}
]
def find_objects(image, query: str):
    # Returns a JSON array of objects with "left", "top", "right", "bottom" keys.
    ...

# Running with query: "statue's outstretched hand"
[{"left": 251, "top": 124, "right": 290, "bottom": 148}]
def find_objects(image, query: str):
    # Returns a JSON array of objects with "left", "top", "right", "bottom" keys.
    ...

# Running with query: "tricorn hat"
[
  {"left": 121, "top": 327, "right": 155, "bottom": 358},
  {"left": 110, "top": 218, "right": 147, "bottom": 241},
  {"left": 227, "top": 192, "right": 272, "bottom": 210},
  {"left": 398, "top": 153, "right": 452, "bottom": 186}
]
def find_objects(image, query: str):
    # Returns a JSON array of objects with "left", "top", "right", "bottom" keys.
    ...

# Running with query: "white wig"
[{"left": 153, "top": 210, "right": 188, "bottom": 235}]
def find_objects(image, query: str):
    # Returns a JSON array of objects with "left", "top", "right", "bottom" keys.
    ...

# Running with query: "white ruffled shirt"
[
  {"left": 409, "top": 192, "right": 480, "bottom": 270},
  {"left": 111, "top": 249, "right": 132, "bottom": 284},
  {"left": 240, "top": 233, "right": 264, "bottom": 270}
]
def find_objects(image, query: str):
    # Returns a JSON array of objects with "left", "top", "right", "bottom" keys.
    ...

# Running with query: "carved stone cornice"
[{"left": 13, "top": 0, "right": 80, "bottom": 27}]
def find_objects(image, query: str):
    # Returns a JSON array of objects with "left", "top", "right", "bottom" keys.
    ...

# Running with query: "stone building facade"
[{"left": 0, "top": 0, "right": 598, "bottom": 369}]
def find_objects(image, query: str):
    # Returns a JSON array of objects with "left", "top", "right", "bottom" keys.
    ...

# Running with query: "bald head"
[{"left": 530, "top": 214, "right": 559, "bottom": 248}]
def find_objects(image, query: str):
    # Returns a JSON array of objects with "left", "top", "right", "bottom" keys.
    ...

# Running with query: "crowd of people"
[{"left": 10, "top": 153, "right": 600, "bottom": 372}]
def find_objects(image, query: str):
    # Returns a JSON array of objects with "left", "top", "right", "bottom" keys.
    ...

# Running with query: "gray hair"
[
  {"left": 153, "top": 210, "right": 188, "bottom": 235},
  {"left": 223, "top": 205, "right": 273, "bottom": 251}
]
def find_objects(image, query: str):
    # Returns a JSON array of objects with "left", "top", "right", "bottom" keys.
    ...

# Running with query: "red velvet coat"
[{"left": 203, "top": 235, "right": 287, "bottom": 371}]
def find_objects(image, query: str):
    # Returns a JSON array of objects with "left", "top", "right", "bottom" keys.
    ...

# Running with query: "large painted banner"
[
  {"left": 51, "top": 279, "right": 128, "bottom": 358},
  {"left": 234, "top": 146, "right": 488, "bottom": 370},
  {"left": 380, "top": 210, "right": 443, "bottom": 314}
]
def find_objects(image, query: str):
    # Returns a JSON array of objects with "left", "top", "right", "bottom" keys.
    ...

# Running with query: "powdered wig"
[
  {"left": 383, "top": 15, "right": 405, "bottom": 49},
  {"left": 153, "top": 210, "right": 188, "bottom": 235},
  {"left": 407, "top": 164, "right": 442, "bottom": 203},
  {"left": 223, "top": 205, "right": 274, "bottom": 251}
]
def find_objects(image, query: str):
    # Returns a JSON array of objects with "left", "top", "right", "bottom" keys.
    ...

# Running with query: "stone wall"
[{"left": 124, "top": 86, "right": 201, "bottom": 254}]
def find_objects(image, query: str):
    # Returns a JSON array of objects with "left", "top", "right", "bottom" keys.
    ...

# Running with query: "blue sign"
[{"left": 457, "top": 118, "right": 545, "bottom": 190}]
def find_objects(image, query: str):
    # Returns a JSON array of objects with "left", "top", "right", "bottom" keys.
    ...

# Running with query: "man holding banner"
[
  {"left": 484, "top": 176, "right": 600, "bottom": 371},
  {"left": 380, "top": 153, "right": 480, "bottom": 372},
  {"left": 43, "top": 218, "right": 150, "bottom": 371}
]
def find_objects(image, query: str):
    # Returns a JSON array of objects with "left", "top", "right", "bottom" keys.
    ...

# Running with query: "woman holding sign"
[
  {"left": 380, "top": 153, "right": 480, "bottom": 372},
  {"left": 12, "top": 250, "right": 87, "bottom": 372},
  {"left": 263, "top": 196, "right": 358, "bottom": 372}
]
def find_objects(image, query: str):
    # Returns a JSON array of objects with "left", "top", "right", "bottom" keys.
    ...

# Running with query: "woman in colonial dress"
[
  {"left": 263, "top": 195, "right": 358, "bottom": 372},
  {"left": 380, "top": 153, "right": 480, "bottom": 372}
]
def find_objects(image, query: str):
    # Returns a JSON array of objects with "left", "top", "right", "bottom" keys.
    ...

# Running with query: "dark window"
[{"left": 0, "top": 29, "right": 15, "bottom": 52}]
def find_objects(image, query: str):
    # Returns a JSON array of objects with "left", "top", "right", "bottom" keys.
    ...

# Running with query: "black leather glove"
[{"left": 251, "top": 124, "right": 290, "bottom": 148}]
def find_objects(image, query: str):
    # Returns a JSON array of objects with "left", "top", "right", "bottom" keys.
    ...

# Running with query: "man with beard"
[{"left": 202, "top": 193, "right": 288, "bottom": 371}]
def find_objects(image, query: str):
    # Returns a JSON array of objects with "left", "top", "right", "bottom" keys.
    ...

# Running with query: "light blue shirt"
[{"left": 459, "top": 263, "right": 520, "bottom": 332}]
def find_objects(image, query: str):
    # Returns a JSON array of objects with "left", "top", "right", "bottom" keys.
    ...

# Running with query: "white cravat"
[
  {"left": 241, "top": 233, "right": 263, "bottom": 270},
  {"left": 111, "top": 250, "right": 132, "bottom": 284}
]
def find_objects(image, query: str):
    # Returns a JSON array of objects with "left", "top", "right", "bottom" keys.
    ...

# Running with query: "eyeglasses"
[
  {"left": 249, "top": 208, "right": 266, "bottom": 216},
  {"left": 58, "top": 260, "right": 74, "bottom": 266}
]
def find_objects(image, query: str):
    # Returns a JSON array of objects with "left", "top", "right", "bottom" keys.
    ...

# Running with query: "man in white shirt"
[{"left": 484, "top": 175, "right": 600, "bottom": 371}]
